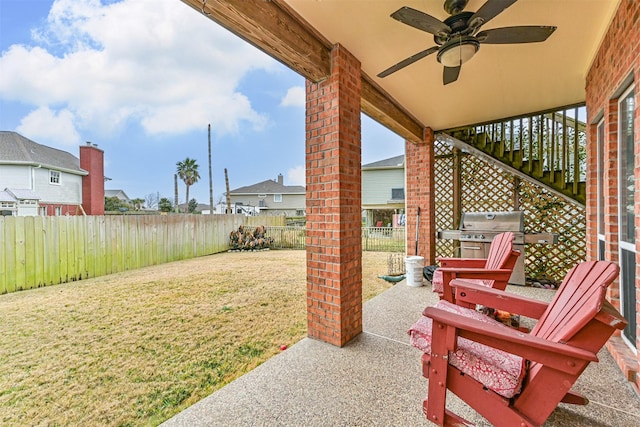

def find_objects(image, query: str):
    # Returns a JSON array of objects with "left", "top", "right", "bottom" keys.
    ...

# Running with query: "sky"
[{"left": 0, "top": 0, "right": 405, "bottom": 207}]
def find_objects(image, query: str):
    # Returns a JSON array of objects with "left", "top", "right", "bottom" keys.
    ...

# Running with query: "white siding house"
[
  {"left": 0, "top": 131, "right": 88, "bottom": 216},
  {"left": 362, "top": 155, "right": 405, "bottom": 227},
  {"left": 228, "top": 174, "right": 305, "bottom": 217}
]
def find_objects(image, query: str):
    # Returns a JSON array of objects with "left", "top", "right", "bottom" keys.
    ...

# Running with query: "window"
[
  {"left": 391, "top": 188, "right": 405, "bottom": 200},
  {"left": 617, "top": 84, "right": 636, "bottom": 349},
  {"left": 40, "top": 207, "right": 47, "bottom": 216},
  {"left": 49, "top": 170, "right": 60, "bottom": 184},
  {"left": 55, "top": 206, "right": 62, "bottom": 216},
  {"left": 273, "top": 194, "right": 282, "bottom": 203},
  {"left": 0, "top": 202, "right": 15, "bottom": 208},
  {"left": 596, "top": 119, "right": 605, "bottom": 261}
]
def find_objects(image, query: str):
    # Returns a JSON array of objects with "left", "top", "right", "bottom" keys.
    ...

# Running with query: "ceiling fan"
[{"left": 377, "top": 0, "right": 556, "bottom": 85}]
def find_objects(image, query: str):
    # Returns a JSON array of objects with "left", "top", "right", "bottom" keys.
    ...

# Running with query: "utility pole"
[
  {"left": 208, "top": 124, "right": 213, "bottom": 214},
  {"left": 174, "top": 173, "right": 179, "bottom": 213},
  {"left": 225, "top": 168, "right": 232, "bottom": 214}
]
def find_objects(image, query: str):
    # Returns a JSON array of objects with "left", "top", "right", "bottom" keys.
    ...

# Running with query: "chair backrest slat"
[
  {"left": 484, "top": 232, "right": 515, "bottom": 270},
  {"left": 531, "top": 261, "right": 619, "bottom": 343}
]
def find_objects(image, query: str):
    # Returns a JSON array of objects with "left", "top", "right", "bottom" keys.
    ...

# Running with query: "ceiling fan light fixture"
[{"left": 437, "top": 37, "right": 479, "bottom": 67}]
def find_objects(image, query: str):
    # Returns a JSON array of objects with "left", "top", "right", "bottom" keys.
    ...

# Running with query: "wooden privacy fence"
[
  {"left": 0, "top": 214, "right": 283, "bottom": 294},
  {"left": 265, "top": 226, "right": 406, "bottom": 252}
]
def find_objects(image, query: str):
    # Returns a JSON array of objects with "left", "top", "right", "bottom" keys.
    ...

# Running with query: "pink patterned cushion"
[
  {"left": 408, "top": 300, "right": 525, "bottom": 398},
  {"left": 431, "top": 269, "right": 489, "bottom": 294}
]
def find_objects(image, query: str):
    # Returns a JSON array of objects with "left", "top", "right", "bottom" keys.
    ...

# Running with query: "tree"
[
  {"left": 158, "top": 197, "right": 173, "bottom": 212},
  {"left": 144, "top": 192, "right": 159, "bottom": 210},
  {"left": 176, "top": 158, "right": 200, "bottom": 212},
  {"left": 105, "top": 196, "right": 126, "bottom": 212},
  {"left": 130, "top": 198, "right": 145, "bottom": 211},
  {"left": 188, "top": 198, "right": 198, "bottom": 213}
]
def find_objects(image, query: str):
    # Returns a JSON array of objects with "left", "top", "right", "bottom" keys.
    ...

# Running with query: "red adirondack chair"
[
  {"left": 432, "top": 231, "right": 520, "bottom": 303},
  {"left": 409, "top": 260, "right": 627, "bottom": 427}
]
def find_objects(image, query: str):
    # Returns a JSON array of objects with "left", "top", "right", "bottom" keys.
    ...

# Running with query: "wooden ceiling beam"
[{"left": 181, "top": 0, "right": 424, "bottom": 143}]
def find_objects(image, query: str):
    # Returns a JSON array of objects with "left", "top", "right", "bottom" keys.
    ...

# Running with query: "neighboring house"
[
  {"left": 105, "top": 189, "right": 130, "bottom": 203},
  {"left": 209, "top": 203, "right": 257, "bottom": 216},
  {"left": 0, "top": 188, "right": 40, "bottom": 216},
  {"left": 0, "top": 131, "right": 105, "bottom": 216},
  {"left": 362, "top": 154, "right": 405, "bottom": 227},
  {"left": 178, "top": 202, "right": 212, "bottom": 214},
  {"left": 228, "top": 174, "right": 305, "bottom": 216}
]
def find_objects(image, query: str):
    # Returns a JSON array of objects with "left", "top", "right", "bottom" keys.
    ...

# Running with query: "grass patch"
[{"left": 0, "top": 250, "right": 394, "bottom": 426}]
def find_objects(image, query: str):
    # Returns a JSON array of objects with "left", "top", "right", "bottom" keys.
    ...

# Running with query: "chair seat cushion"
[
  {"left": 408, "top": 300, "right": 526, "bottom": 398},
  {"left": 431, "top": 269, "right": 489, "bottom": 294}
]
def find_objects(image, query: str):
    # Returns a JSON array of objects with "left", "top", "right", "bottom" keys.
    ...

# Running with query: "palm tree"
[{"left": 176, "top": 158, "right": 200, "bottom": 212}]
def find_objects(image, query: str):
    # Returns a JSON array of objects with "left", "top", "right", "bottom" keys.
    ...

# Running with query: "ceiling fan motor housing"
[{"left": 444, "top": 0, "right": 469, "bottom": 15}]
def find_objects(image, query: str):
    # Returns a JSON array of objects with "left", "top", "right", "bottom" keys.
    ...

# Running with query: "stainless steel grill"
[{"left": 437, "top": 211, "right": 557, "bottom": 285}]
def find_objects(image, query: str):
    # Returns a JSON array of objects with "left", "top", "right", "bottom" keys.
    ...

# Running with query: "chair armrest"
[
  {"left": 439, "top": 268, "right": 513, "bottom": 303},
  {"left": 437, "top": 257, "right": 487, "bottom": 268},
  {"left": 596, "top": 300, "right": 628, "bottom": 330},
  {"left": 423, "top": 306, "right": 598, "bottom": 375},
  {"left": 439, "top": 267, "right": 513, "bottom": 280},
  {"left": 450, "top": 279, "right": 549, "bottom": 319}
]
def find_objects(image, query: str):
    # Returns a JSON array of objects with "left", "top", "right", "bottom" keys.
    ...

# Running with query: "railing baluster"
[
  {"left": 538, "top": 114, "right": 544, "bottom": 177},
  {"left": 550, "top": 114, "right": 556, "bottom": 183},
  {"left": 500, "top": 121, "right": 505, "bottom": 157},
  {"left": 573, "top": 106, "right": 580, "bottom": 194},
  {"left": 509, "top": 119, "right": 514, "bottom": 162},
  {"left": 562, "top": 110, "right": 567, "bottom": 188},
  {"left": 528, "top": 117, "right": 533, "bottom": 173}
]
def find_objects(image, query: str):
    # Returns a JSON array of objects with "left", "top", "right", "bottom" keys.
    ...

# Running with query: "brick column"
[
  {"left": 405, "top": 129, "right": 436, "bottom": 264},
  {"left": 305, "top": 44, "right": 362, "bottom": 347}
]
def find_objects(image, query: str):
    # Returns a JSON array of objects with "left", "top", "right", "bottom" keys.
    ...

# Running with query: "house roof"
[
  {"left": 0, "top": 190, "right": 16, "bottom": 203},
  {"left": 5, "top": 188, "right": 41, "bottom": 200},
  {"left": 184, "top": 0, "right": 619, "bottom": 141},
  {"left": 105, "top": 189, "right": 130, "bottom": 200},
  {"left": 363, "top": 155, "right": 405, "bottom": 169},
  {"left": 230, "top": 179, "right": 305, "bottom": 195},
  {"left": 0, "top": 131, "right": 88, "bottom": 175},
  {"left": 178, "top": 203, "right": 212, "bottom": 212}
]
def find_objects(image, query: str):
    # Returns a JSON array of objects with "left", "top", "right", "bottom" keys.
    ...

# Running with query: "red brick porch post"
[
  {"left": 405, "top": 129, "right": 436, "bottom": 264},
  {"left": 305, "top": 44, "right": 362, "bottom": 347}
]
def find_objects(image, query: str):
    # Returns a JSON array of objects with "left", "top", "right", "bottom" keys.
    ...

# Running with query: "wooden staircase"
[{"left": 439, "top": 103, "right": 587, "bottom": 206}]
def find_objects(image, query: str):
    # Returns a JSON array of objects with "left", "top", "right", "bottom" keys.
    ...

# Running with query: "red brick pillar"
[
  {"left": 305, "top": 44, "right": 362, "bottom": 347},
  {"left": 80, "top": 143, "right": 105, "bottom": 215},
  {"left": 405, "top": 129, "right": 436, "bottom": 264}
]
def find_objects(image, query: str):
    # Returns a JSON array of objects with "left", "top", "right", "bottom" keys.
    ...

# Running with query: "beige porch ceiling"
[{"left": 184, "top": 0, "right": 619, "bottom": 142}]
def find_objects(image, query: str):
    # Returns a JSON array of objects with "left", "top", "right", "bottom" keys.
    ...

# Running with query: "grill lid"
[{"left": 460, "top": 211, "right": 524, "bottom": 232}]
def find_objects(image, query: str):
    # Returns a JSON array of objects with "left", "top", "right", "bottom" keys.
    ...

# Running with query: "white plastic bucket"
[{"left": 405, "top": 256, "right": 425, "bottom": 287}]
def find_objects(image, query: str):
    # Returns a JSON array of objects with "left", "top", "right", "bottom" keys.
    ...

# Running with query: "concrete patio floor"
[{"left": 162, "top": 279, "right": 640, "bottom": 427}]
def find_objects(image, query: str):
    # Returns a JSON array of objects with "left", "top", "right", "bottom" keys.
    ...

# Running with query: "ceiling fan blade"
[
  {"left": 377, "top": 46, "right": 440, "bottom": 78},
  {"left": 391, "top": 6, "right": 451, "bottom": 36},
  {"left": 477, "top": 26, "right": 557, "bottom": 44},
  {"left": 469, "top": 0, "right": 518, "bottom": 28},
  {"left": 443, "top": 65, "right": 461, "bottom": 85}
]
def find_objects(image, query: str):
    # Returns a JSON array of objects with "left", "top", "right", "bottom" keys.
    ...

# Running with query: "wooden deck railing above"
[{"left": 442, "top": 103, "right": 587, "bottom": 206}]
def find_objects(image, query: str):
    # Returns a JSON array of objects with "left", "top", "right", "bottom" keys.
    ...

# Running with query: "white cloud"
[
  {"left": 280, "top": 86, "right": 305, "bottom": 107},
  {"left": 287, "top": 165, "right": 305, "bottom": 186},
  {"left": 16, "top": 106, "right": 81, "bottom": 146},
  {"left": 0, "top": 0, "right": 278, "bottom": 142}
]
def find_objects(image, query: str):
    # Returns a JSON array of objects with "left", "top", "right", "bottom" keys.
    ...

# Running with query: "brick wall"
[
  {"left": 305, "top": 44, "right": 362, "bottom": 347},
  {"left": 585, "top": 0, "right": 639, "bottom": 392},
  {"left": 79, "top": 144, "right": 105, "bottom": 215},
  {"left": 405, "top": 129, "right": 436, "bottom": 264},
  {"left": 39, "top": 204, "right": 85, "bottom": 216}
]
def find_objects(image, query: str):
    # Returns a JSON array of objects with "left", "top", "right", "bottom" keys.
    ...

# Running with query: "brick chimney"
[
  {"left": 80, "top": 142, "right": 105, "bottom": 215},
  {"left": 277, "top": 173, "right": 283, "bottom": 185}
]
